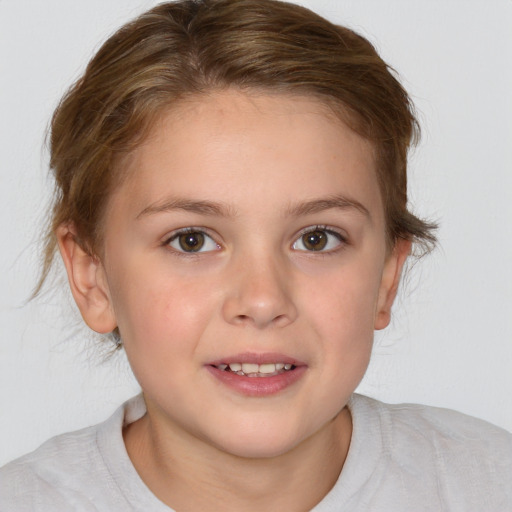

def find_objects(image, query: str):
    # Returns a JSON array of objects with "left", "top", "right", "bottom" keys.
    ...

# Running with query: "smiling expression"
[{"left": 64, "top": 90, "right": 407, "bottom": 459}]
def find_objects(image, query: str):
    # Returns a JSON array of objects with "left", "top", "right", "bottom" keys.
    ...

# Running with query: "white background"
[{"left": 1, "top": 0, "right": 511, "bottom": 466}]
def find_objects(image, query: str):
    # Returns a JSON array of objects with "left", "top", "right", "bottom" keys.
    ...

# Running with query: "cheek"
[
  {"left": 302, "top": 259, "right": 383, "bottom": 335},
  {"left": 111, "top": 273, "right": 220, "bottom": 395},
  {"left": 109, "top": 267, "right": 218, "bottom": 350}
]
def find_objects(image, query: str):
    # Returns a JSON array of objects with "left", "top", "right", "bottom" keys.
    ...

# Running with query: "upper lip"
[{"left": 207, "top": 352, "right": 305, "bottom": 366}]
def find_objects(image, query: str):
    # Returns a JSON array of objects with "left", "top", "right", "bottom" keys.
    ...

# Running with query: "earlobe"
[
  {"left": 374, "top": 238, "right": 411, "bottom": 330},
  {"left": 57, "top": 224, "right": 117, "bottom": 334}
]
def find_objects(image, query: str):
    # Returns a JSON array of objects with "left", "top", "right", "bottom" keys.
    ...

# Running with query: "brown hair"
[{"left": 40, "top": 0, "right": 436, "bottom": 291}]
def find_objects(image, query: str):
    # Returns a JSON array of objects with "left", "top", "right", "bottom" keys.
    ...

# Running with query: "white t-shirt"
[{"left": 1, "top": 394, "right": 511, "bottom": 511}]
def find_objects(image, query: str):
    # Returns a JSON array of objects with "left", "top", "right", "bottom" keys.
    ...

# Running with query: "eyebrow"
[
  {"left": 136, "top": 198, "right": 237, "bottom": 219},
  {"left": 285, "top": 194, "right": 371, "bottom": 219},
  {"left": 136, "top": 193, "right": 370, "bottom": 220}
]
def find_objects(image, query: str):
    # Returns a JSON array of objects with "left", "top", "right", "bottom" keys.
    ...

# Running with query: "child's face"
[{"left": 72, "top": 91, "right": 407, "bottom": 458}]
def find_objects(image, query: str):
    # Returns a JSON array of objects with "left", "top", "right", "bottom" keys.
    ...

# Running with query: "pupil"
[
  {"left": 179, "top": 232, "right": 204, "bottom": 252},
  {"left": 304, "top": 230, "right": 327, "bottom": 251}
]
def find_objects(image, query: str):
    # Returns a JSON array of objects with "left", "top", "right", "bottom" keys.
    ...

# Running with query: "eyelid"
[
  {"left": 161, "top": 225, "right": 347, "bottom": 254},
  {"left": 292, "top": 225, "right": 348, "bottom": 252},
  {"left": 163, "top": 227, "right": 221, "bottom": 254}
]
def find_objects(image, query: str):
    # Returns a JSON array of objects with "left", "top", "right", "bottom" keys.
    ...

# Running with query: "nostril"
[
  {"left": 272, "top": 314, "right": 290, "bottom": 326},
  {"left": 222, "top": 283, "right": 298, "bottom": 328},
  {"left": 234, "top": 312, "right": 290, "bottom": 327},
  {"left": 232, "top": 314, "right": 254, "bottom": 326}
]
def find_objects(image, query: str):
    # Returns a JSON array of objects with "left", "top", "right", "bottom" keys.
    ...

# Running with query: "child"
[{"left": 1, "top": 0, "right": 511, "bottom": 510}]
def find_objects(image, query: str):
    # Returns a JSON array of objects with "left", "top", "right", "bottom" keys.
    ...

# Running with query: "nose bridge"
[{"left": 222, "top": 244, "right": 297, "bottom": 328}]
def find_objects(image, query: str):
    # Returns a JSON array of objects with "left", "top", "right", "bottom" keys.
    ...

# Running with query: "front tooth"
[
  {"left": 259, "top": 363, "right": 276, "bottom": 374},
  {"left": 229, "top": 363, "right": 242, "bottom": 372},
  {"left": 241, "top": 363, "right": 259, "bottom": 374}
]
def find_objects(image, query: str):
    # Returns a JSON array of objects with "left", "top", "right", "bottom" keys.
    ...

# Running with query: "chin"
[
  {"left": 208, "top": 421, "right": 309, "bottom": 460},
  {"left": 220, "top": 440, "right": 298, "bottom": 460}
]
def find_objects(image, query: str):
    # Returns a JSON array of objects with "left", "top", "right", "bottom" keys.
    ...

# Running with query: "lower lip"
[{"left": 205, "top": 365, "right": 307, "bottom": 397}]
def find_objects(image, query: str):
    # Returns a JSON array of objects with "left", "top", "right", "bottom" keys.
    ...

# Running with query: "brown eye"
[
  {"left": 178, "top": 232, "right": 205, "bottom": 252},
  {"left": 302, "top": 230, "right": 328, "bottom": 251},
  {"left": 168, "top": 230, "right": 219, "bottom": 254},
  {"left": 292, "top": 228, "right": 344, "bottom": 252}
]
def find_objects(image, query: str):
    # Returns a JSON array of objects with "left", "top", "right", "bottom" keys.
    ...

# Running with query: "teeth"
[
  {"left": 258, "top": 363, "right": 276, "bottom": 374},
  {"left": 219, "top": 362, "right": 294, "bottom": 376},
  {"left": 241, "top": 363, "right": 259, "bottom": 374}
]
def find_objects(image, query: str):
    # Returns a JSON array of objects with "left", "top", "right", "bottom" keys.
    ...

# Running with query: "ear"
[
  {"left": 57, "top": 224, "right": 117, "bottom": 334},
  {"left": 374, "top": 238, "right": 411, "bottom": 330}
]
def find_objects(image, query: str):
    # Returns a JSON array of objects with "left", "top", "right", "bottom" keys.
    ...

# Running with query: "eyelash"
[
  {"left": 292, "top": 225, "right": 347, "bottom": 254},
  {"left": 163, "top": 227, "right": 220, "bottom": 256},
  {"left": 162, "top": 225, "right": 348, "bottom": 256}
]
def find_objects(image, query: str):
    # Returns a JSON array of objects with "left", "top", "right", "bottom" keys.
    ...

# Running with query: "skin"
[{"left": 58, "top": 90, "right": 410, "bottom": 511}]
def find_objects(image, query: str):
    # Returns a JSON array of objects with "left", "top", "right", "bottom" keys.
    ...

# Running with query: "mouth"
[
  {"left": 212, "top": 362, "right": 296, "bottom": 378},
  {"left": 206, "top": 354, "right": 306, "bottom": 396}
]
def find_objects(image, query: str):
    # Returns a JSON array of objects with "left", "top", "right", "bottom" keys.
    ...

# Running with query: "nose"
[{"left": 221, "top": 253, "right": 298, "bottom": 329}]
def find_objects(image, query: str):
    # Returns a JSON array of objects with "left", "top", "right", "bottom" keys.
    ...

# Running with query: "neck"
[{"left": 124, "top": 405, "right": 352, "bottom": 512}]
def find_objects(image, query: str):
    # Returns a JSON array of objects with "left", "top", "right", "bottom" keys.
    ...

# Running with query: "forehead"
[{"left": 110, "top": 90, "right": 382, "bottom": 224}]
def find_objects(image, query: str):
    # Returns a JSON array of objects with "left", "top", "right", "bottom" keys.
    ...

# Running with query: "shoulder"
[
  {"left": 352, "top": 394, "right": 512, "bottom": 463},
  {"left": 361, "top": 395, "right": 511, "bottom": 452},
  {"left": 348, "top": 394, "right": 512, "bottom": 509},
  {"left": 0, "top": 396, "right": 146, "bottom": 511},
  {"left": 0, "top": 424, "right": 103, "bottom": 510}
]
